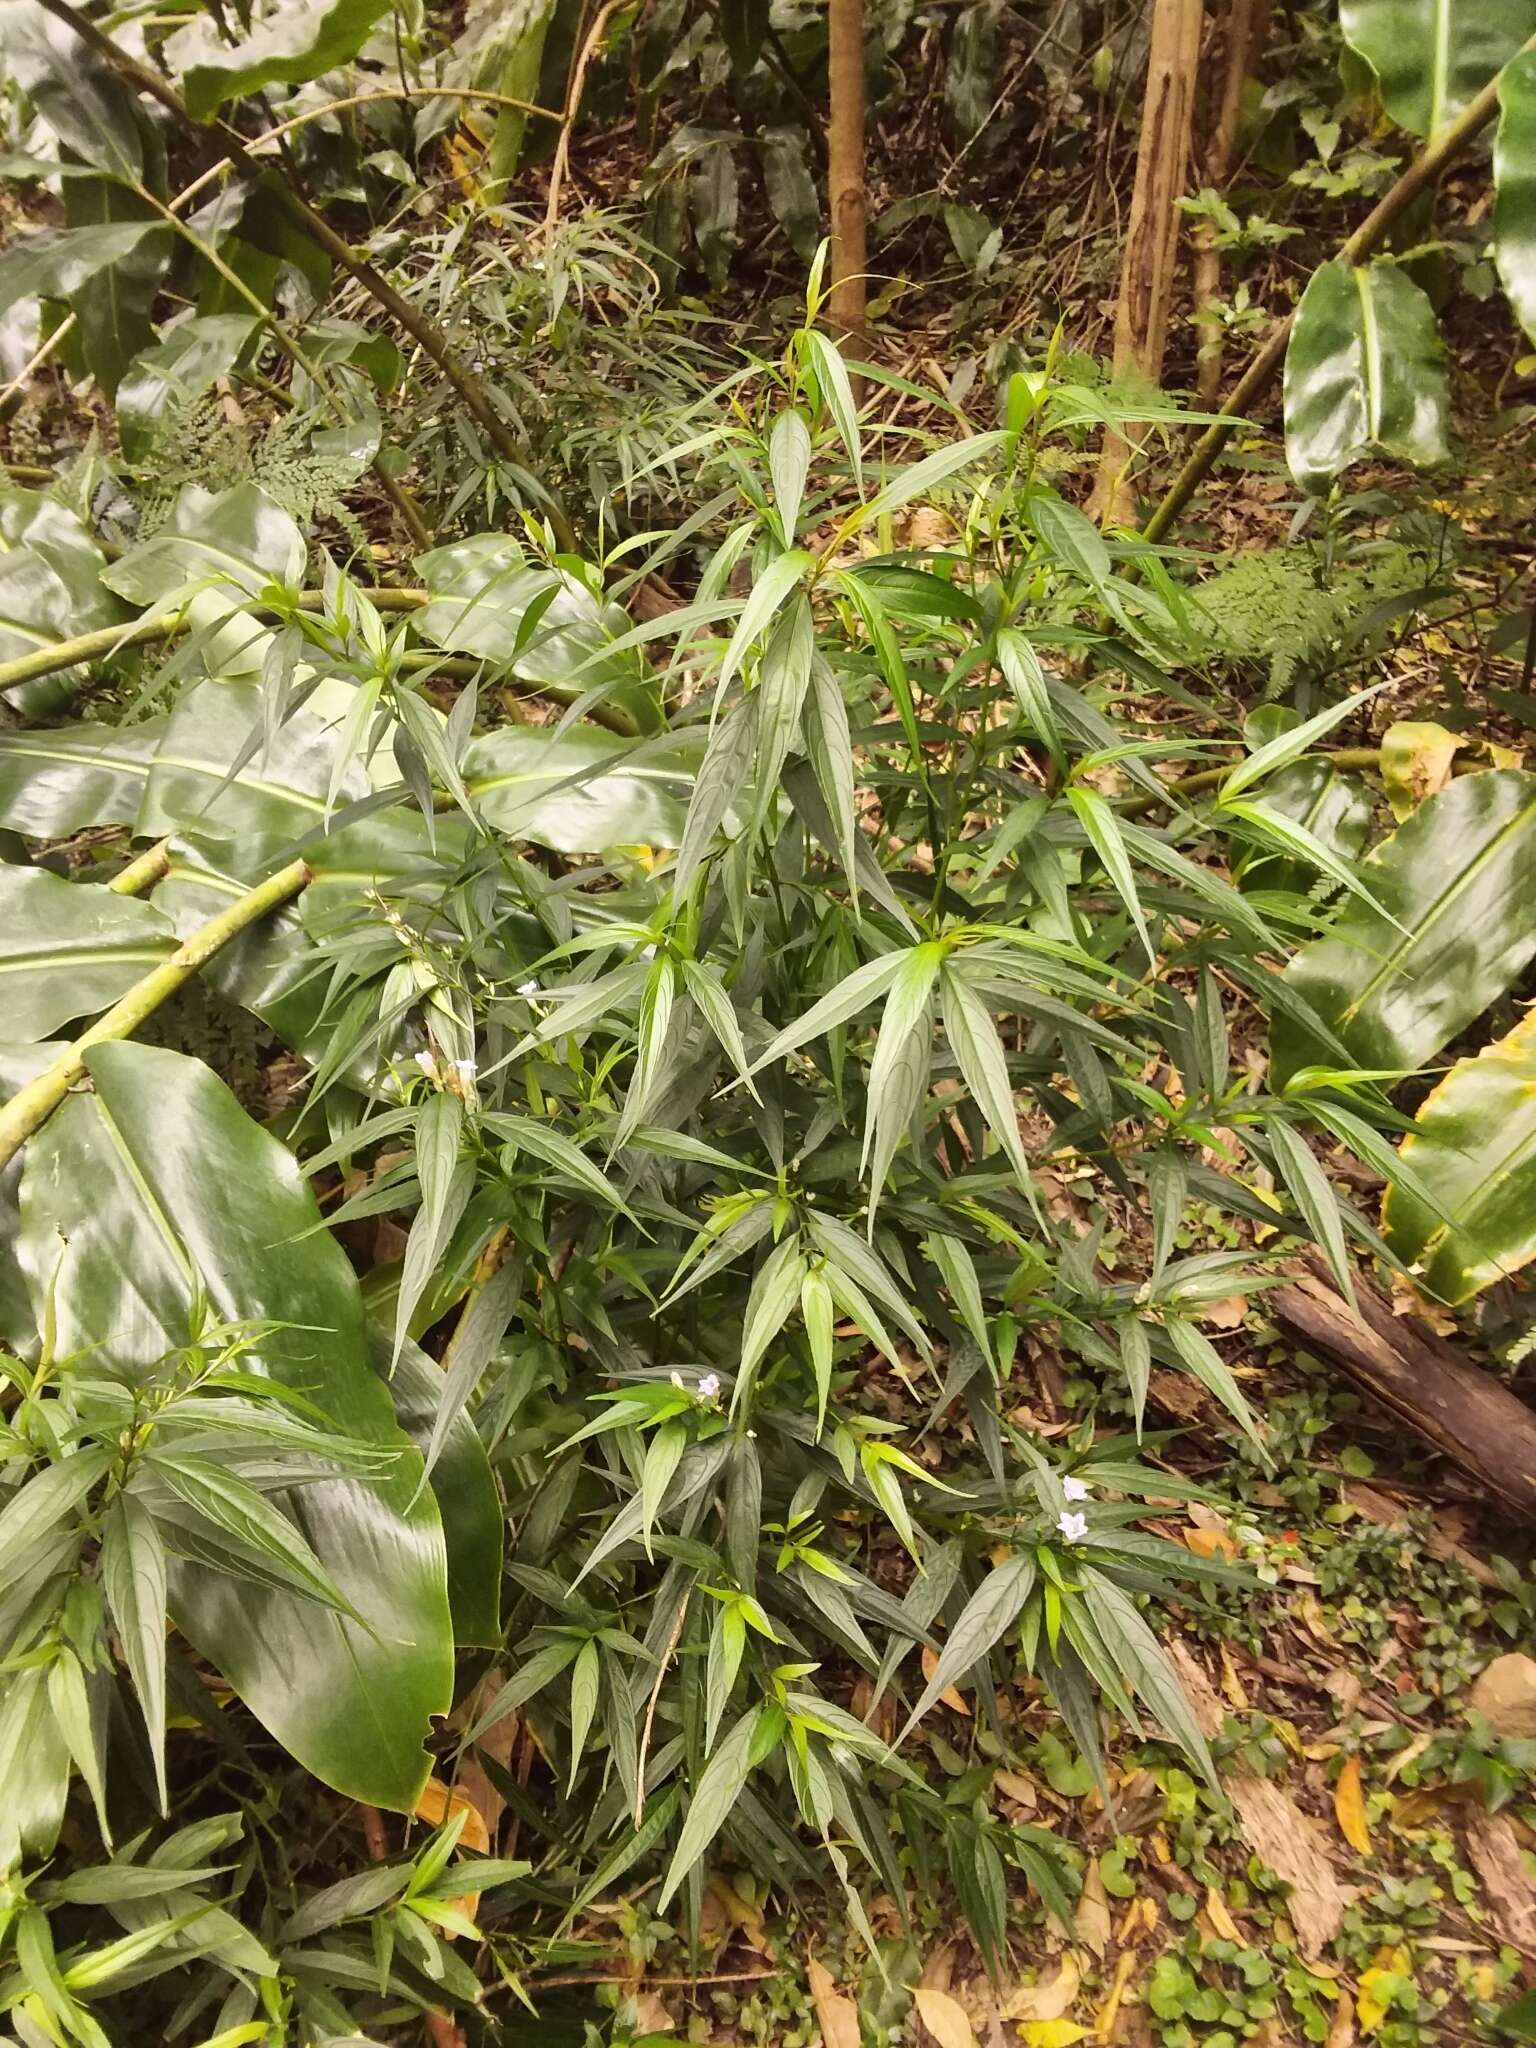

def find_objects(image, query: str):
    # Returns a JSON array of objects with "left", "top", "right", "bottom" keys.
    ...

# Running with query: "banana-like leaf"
[
  {"left": 368, "top": 1326, "right": 503, "bottom": 1649},
  {"left": 1340, "top": 0, "right": 1536, "bottom": 136},
  {"left": 1384, "top": 1008, "right": 1536, "bottom": 1301},
  {"left": 104, "top": 483, "right": 306, "bottom": 608},
  {"left": 165, "top": 0, "right": 394, "bottom": 119},
  {"left": 464, "top": 727, "right": 693, "bottom": 854},
  {"left": 414, "top": 535, "right": 659, "bottom": 730},
  {"left": 1496, "top": 48, "right": 1536, "bottom": 343},
  {"left": 137, "top": 679, "right": 371, "bottom": 849},
  {"left": 13, "top": 1042, "right": 452, "bottom": 1810},
  {"left": 1271, "top": 769, "right": 1536, "bottom": 1084},
  {"left": 1283, "top": 260, "right": 1449, "bottom": 496},
  {"left": 0, "top": 719, "right": 168, "bottom": 838},
  {"left": 0, "top": 222, "right": 168, "bottom": 306},
  {"left": 3, "top": 0, "right": 146, "bottom": 179},
  {"left": 0, "top": 866, "right": 175, "bottom": 1040},
  {"left": 61, "top": 173, "right": 165, "bottom": 399},
  {"left": 0, "top": 1044, "right": 57, "bottom": 1346}
]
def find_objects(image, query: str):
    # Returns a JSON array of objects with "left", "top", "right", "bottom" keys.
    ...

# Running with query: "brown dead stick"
[{"left": 1271, "top": 1262, "right": 1536, "bottom": 1519}]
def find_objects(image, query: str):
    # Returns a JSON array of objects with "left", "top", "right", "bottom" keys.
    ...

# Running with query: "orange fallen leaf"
[
  {"left": 1334, "top": 1756, "right": 1373, "bottom": 1857},
  {"left": 1004, "top": 1951, "right": 1080, "bottom": 2021},
  {"left": 1204, "top": 1885, "right": 1241, "bottom": 1941},
  {"left": 807, "top": 1956, "right": 859, "bottom": 2048},
  {"left": 922, "top": 1645, "right": 971, "bottom": 1715},
  {"left": 414, "top": 1775, "right": 488, "bottom": 1926},
  {"left": 914, "top": 1984, "right": 977, "bottom": 2048}
]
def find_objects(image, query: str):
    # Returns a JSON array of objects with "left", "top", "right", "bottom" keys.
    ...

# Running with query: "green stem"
[
  {"left": 108, "top": 837, "right": 173, "bottom": 896},
  {"left": 0, "top": 592, "right": 640, "bottom": 734},
  {"left": 1116, "top": 746, "right": 1383, "bottom": 817},
  {"left": 0, "top": 859, "right": 312, "bottom": 1173},
  {"left": 1140, "top": 35, "right": 1536, "bottom": 547}
]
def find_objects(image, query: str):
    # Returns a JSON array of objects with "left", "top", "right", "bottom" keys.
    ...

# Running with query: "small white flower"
[
  {"left": 1061, "top": 1475, "right": 1091, "bottom": 1503},
  {"left": 516, "top": 979, "right": 540, "bottom": 997},
  {"left": 1056, "top": 1510, "right": 1089, "bottom": 1545},
  {"left": 452, "top": 1059, "right": 478, "bottom": 1082},
  {"left": 669, "top": 1370, "right": 686, "bottom": 1390},
  {"left": 697, "top": 1373, "right": 721, "bottom": 1401},
  {"left": 413, "top": 1050, "right": 439, "bottom": 1081}
]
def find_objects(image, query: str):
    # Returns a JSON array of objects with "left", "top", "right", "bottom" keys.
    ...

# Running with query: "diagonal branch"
[{"left": 0, "top": 857, "right": 312, "bottom": 1172}]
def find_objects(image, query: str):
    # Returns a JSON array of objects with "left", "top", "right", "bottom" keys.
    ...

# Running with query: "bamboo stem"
[
  {"left": 1141, "top": 32, "right": 1536, "bottom": 546},
  {"left": 0, "top": 858, "right": 311, "bottom": 1172},
  {"left": 108, "top": 837, "right": 173, "bottom": 896},
  {"left": 0, "top": 591, "right": 641, "bottom": 734},
  {"left": 825, "top": 0, "right": 868, "bottom": 354},
  {"left": 33, "top": 0, "right": 574, "bottom": 552}
]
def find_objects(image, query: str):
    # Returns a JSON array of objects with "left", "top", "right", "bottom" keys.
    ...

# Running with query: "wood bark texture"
[
  {"left": 826, "top": 0, "right": 868, "bottom": 351},
  {"left": 1092, "top": 0, "right": 1206, "bottom": 523},
  {"left": 1271, "top": 1260, "right": 1536, "bottom": 1519},
  {"left": 1194, "top": 0, "right": 1271, "bottom": 405}
]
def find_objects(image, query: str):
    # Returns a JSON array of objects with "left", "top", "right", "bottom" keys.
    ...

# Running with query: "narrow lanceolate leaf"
[
  {"left": 0, "top": 1449, "right": 112, "bottom": 1569},
  {"left": 769, "top": 410, "right": 812, "bottom": 542},
  {"left": 1384, "top": 1008, "right": 1536, "bottom": 1302},
  {"left": 1266, "top": 1119, "right": 1356, "bottom": 1303},
  {"left": 658, "top": 1705, "right": 765, "bottom": 1909},
  {"left": 1162, "top": 1316, "right": 1263, "bottom": 1453},
  {"left": 1220, "top": 797, "right": 1397, "bottom": 925},
  {"left": 674, "top": 694, "right": 756, "bottom": 900},
  {"left": 1339, "top": 0, "right": 1536, "bottom": 137},
  {"left": 1066, "top": 786, "right": 1152, "bottom": 961},
  {"left": 1219, "top": 678, "right": 1392, "bottom": 804},
  {"left": 737, "top": 1233, "right": 807, "bottom": 1398},
  {"left": 1080, "top": 1571, "right": 1218, "bottom": 1790},
  {"left": 750, "top": 947, "right": 910, "bottom": 1071},
  {"left": 717, "top": 549, "right": 810, "bottom": 699},
  {"left": 1271, "top": 770, "right": 1536, "bottom": 1084},
  {"left": 567, "top": 1639, "right": 601, "bottom": 1792},
  {"left": 997, "top": 628, "right": 1064, "bottom": 768},
  {"left": 862, "top": 944, "right": 942, "bottom": 1213},
  {"left": 804, "top": 655, "right": 860, "bottom": 901},
  {"left": 752, "top": 594, "right": 815, "bottom": 828},
  {"left": 616, "top": 953, "right": 680, "bottom": 1148},
  {"left": 941, "top": 965, "right": 1036, "bottom": 1198},
  {"left": 898, "top": 1553, "right": 1036, "bottom": 1741},
  {"left": 1283, "top": 260, "right": 1449, "bottom": 496},
  {"left": 800, "top": 1265, "right": 836, "bottom": 1436},
  {"left": 1495, "top": 48, "right": 1536, "bottom": 343},
  {"left": 100, "top": 1496, "right": 169, "bottom": 1813},
  {"left": 682, "top": 960, "right": 758, "bottom": 1095},
  {"left": 925, "top": 1233, "right": 992, "bottom": 1367}
]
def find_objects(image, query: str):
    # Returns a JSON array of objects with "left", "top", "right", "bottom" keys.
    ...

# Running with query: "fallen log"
[{"left": 1270, "top": 1262, "right": 1536, "bottom": 1520}]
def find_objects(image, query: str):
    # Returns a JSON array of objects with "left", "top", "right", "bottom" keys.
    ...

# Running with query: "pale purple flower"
[
  {"left": 516, "top": 979, "right": 540, "bottom": 997},
  {"left": 1061, "top": 1475, "right": 1091, "bottom": 1503},
  {"left": 697, "top": 1373, "right": 721, "bottom": 1401},
  {"left": 1056, "top": 1510, "right": 1089, "bottom": 1545}
]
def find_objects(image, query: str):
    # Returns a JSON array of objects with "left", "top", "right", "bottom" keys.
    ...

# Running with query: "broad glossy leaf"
[
  {"left": 104, "top": 483, "right": 306, "bottom": 608},
  {"left": 1283, "top": 260, "right": 1449, "bottom": 495},
  {"left": 1271, "top": 770, "right": 1536, "bottom": 1083},
  {"left": 138, "top": 679, "right": 370, "bottom": 850},
  {"left": 15, "top": 1043, "right": 452, "bottom": 1811},
  {"left": 0, "top": 719, "right": 146, "bottom": 832},
  {"left": 760, "top": 127, "right": 821, "bottom": 261},
  {"left": 0, "top": 222, "right": 168, "bottom": 306},
  {"left": 167, "top": 0, "right": 394, "bottom": 119},
  {"left": 3, "top": 0, "right": 145, "bottom": 178},
  {"left": 0, "top": 866, "right": 174, "bottom": 1040},
  {"left": 0, "top": 489, "right": 126, "bottom": 714},
  {"left": 1340, "top": 0, "right": 1536, "bottom": 135},
  {"left": 61, "top": 173, "right": 165, "bottom": 399},
  {"left": 464, "top": 727, "right": 692, "bottom": 854},
  {"left": 414, "top": 535, "right": 657, "bottom": 730},
  {"left": 1385, "top": 1008, "right": 1536, "bottom": 1300},
  {"left": 1235, "top": 758, "right": 1373, "bottom": 894},
  {"left": 0, "top": 1044, "right": 57, "bottom": 1344},
  {"left": 369, "top": 1328, "right": 503, "bottom": 1649},
  {"left": 117, "top": 316, "right": 261, "bottom": 460},
  {"left": 1495, "top": 48, "right": 1536, "bottom": 342}
]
